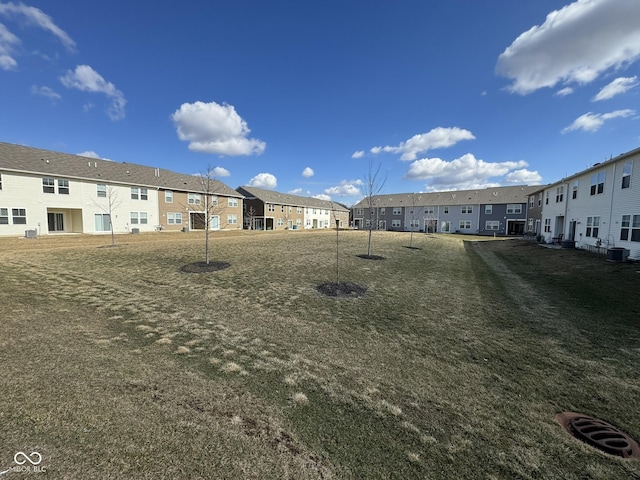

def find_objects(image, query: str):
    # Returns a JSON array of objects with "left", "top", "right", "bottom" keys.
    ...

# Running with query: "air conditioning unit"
[{"left": 24, "top": 229, "right": 38, "bottom": 239}]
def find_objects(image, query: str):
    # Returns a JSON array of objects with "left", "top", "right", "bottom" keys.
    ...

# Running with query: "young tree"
[
  {"left": 245, "top": 205, "right": 257, "bottom": 230},
  {"left": 363, "top": 160, "right": 387, "bottom": 257},
  {"left": 406, "top": 194, "right": 423, "bottom": 249},
  {"left": 330, "top": 202, "right": 341, "bottom": 283},
  {"left": 93, "top": 184, "right": 122, "bottom": 246},
  {"left": 197, "top": 165, "right": 226, "bottom": 265}
]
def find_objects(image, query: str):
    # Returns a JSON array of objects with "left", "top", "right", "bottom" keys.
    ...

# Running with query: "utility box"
[
  {"left": 606, "top": 247, "right": 630, "bottom": 262},
  {"left": 24, "top": 229, "right": 38, "bottom": 239}
]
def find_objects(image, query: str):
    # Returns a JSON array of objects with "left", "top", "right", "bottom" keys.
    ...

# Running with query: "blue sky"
[{"left": 1, "top": 0, "right": 639, "bottom": 205}]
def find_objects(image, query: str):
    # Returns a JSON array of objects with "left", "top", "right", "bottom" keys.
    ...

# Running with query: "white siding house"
[{"left": 540, "top": 146, "right": 640, "bottom": 259}]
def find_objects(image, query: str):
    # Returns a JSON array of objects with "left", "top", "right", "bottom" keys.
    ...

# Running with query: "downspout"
[{"left": 606, "top": 162, "right": 617, "bottom": 247}]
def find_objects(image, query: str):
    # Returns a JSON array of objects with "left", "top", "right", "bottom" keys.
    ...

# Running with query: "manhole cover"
[{"left": 556, "top": 412, "right": 640, "bottom": 459}]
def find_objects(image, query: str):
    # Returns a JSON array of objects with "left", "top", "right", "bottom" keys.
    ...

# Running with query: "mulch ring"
[
  {"left": 180, "top": 261, "right": 231, "bottom": 273},
  {"left": 316, "top": 281, "right": 367, "bottom": 298},
  {"left": 356, "top": 254, "right": 385, "bottom": 260}
]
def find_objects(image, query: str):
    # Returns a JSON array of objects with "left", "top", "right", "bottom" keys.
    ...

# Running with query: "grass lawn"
[{"left": 0, "top": 230, "right": 639, "bottom": 479}]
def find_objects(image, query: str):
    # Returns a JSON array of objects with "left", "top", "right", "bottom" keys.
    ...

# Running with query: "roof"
[
  {"left": 352, "top": 185, "right": 541, "bottom": 209},
  {"left": 236, "top": 186, "right": 349, "bottom": 212},
  {"left": 0, "top": 142, "right": 242, "bottom": 197}
]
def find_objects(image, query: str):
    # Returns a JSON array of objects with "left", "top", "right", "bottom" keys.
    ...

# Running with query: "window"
[
  {"left": 210, "top": 195, "right": 218, "bottom": 206},
  {"left": 461, "top": 205, "right": 473, "bottom": 214},
  {"left": 622, "top": 162, "right": 632, "bottom": 189},
  {"left": 529, "top": 197, "right": 534, "bottom": 208},
  {"left": 97, "top": 184, "right": 107, "bottom": 197},
  {"left": 572, "top": 181, "right": 578, "bottom": 199},
  {"left": 393, "top": 208, "right": 402, "bottom": 215},
  {"left": 621, "top": 215, "right": 640, "bottom": 242},
  {"left": 443, "top": 206, "right": 449, "bottom": 214},
  {"left": 139, "top": 212, "right": 148, "bottom": 225},
  {"left": 12, "top": 208, "right": 26, "bottom": 224},
  {"left": 391, "top": 220, "right": 401, "bottom": 228},
  {"left": 410, "top": 220, "right": 420, "bottom": 227},
  {"left": 538, "top": 193, "right": 542, "bottom": 207},
  {"left": 506, "top": 204, "right": 522, "bottom": 214},
  {"left": 555, "top": 186, "right": 564, "bottom": 203},
  {"left": 0, "top": 208, "right": 8, "bottom": 224},
  {"left": 297, "top": 207, "right": 302, "bottom": 214},
  {"left": 188, "top": 193, "right": 201, "bottom": 205},
  {"left": 485, "top": 205, "right": 492, "bottom": 214},
  {"left": 528, "top": 218, "right": 533, "bottom": 229},
  {"left": 227, "top": 197, "right": 238, "bottom": 207},
  {"left": 277, "top": 218, "right": 284, "bottom": 226},
  {"left": 0, "top": 173, "right": 2, "bottom": 190},
  {"left": 590, "top": 171, "right": 605, "bottom": 195},
  {"left": 544, "top": 218, "right": 551, "bottom": 233},
  {"left": 296, "top": 219, "right": 302, "bottom": 226},
  {"left": 380, "top": 207, "right": 386, "bottom": 215},
  {"left": 94, "top": 214, "right": 111, "bottom": 231},
  {"left": 165, "top": 191, "right": 173, "bottom": 203},
  {"left": 356, "top": 208, "right": 364, "bottom": 216},
  {"left": 130, "top": 212, "right": 139, "bottom": 224},
  {"left": 131, "top": 187, "right": 139, "bottom": 199},
  {"left": 485, "top": 220, "right": 500, "bottom": 230},
  {"left": 545, "top": 192, "right": 549, "bottom": 205},
  {"left": 58, "top": 179, "right": 70, "bottom": 194},
  {"left": 167, "top": 213, "right": 182, "bottom": 225},
  {"left": 140, "top": 188, "right": 148, "bottom": 200},
  {"left": 586, "top": 216, "right": 600, "bottom": 238},
  {"left": 43, "top": 178, "right": 55, "bottom": 193},
  {"left": 313, "top": 208, "right": 317, "bottom": 214},
  {"left": 228, "top": 214, "right": 238, "bottom": 225},
  {"left": 424, "top": 207, "right": 435, "bottom": 214},
  {"left": 459, "top": 220, "right": 471, "bottom": 229}
]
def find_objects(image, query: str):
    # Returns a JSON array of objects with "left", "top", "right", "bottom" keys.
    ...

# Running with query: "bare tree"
[
  {"left": 363, "top": 160, "right": 387, "bottom": 257},
  {"left": 330, "top": 202, "right": 341, "bottom": 283},
  {"left": 196, "top": 165, "right": 227, "bottom": 265},
  {"left": 406, "top": 194, "right": 423, "bottom": 249},
  {"left": 245, "top": 205, "right": 257, "bottom": 230},
  {"left": 93, "top": 184, "right": 122, "bottom": 246}
]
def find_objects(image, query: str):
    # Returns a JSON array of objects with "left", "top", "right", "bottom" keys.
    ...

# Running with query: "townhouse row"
[
  {"left": 351, "top": 146, "right": 640, "bottom": 260},
  {"left": 0, "top": 142, "right": 348, "bottom": 237}
]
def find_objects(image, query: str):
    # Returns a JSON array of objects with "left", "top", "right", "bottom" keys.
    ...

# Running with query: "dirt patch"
[
  {"left": 316, "top": 281, "right": 367, "bottom": 298},
  {"left": 180, "top": 261, "right": 231, "bottom": 273}
]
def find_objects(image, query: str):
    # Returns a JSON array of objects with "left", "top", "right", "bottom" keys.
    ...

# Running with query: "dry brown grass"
[{"left": 0, "top": 230, "right": 639, "bottom": 479}]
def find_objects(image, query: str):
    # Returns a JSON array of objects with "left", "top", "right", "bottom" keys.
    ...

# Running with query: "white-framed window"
[
  {"left": 506, "top": 204, "right": 522, "bottom": 214},
  {"left": 296, "top": 219, "right": 302, "bottom": 226},
  {"left": 165, "top": 190, "right": 173, "bottom": 203},
  {"left": 544, "top": 218, "right": 551, "bottom": 233},
  {"left": 139, "top": 212, "right": 148, "bottom": 225},
  {"left": 313, "top": 208, "right": 317, "bottom": 214},
  {"left": 555, "top": 186, "right": 564, "bottom": 203},
  {"left": 97, "top": 184, "right": 107, "bottom": 198},
  {"left": 356, "top": 208, "right": 364, "bottom": 216},
  {"left": 485, "top": 205, "right": 492, "bottom": 214},
  {"left": 485, "top": 220, "right": 500, "bottom": 230},
  {"left": 12, "top": 208, "right": 27, "bottom": 224},
  {"left": 306, "top": 218, "right": 311, "bottom": 226},
  {"left": 424, "top": 207, "right": 435, "bottom": 214},
  {"left": 140, "top": 188, "right": 148, "bottom": 201},
  {"left": 380, "top": 207, "right": 386, "bottom": 215},
  {"left": 228, "top": 197, "right": 238, "bottom": 207},
  {"left": 297, "top": 207, "right": 302, "bottom": 214},
  {"left": 58, "top": 179, "right": 70, "bottom": 194},
  {"left": 130, "top": 212, "right": 139, "bottom": 224},
  {"left": 43, "top": 177, "right": 55, "bottom": 193},
  {"left": 622, "top": 162, "right": 632, "bottom": 189},
  {"left": 410, "top": 220, "right": 420, "bottom": 227},
  {"left": 620, "top": 215, "right": 640, "bottom": 242},
  {"left": 210, "top": 195, "right": 218, "bottom": 206},
  {"left": 538, "top": 193, "right": 542, "bottom": 207},
  {"left": 167, "top": 212, "right": 182, "bottom": 225},
  {"left": 461, "top": 205, "right": 472, "bottom": 214},
  {"left": 443, "top": 206, "right": 449, "bottom": 214},
  {"left": 391, "top": 219, "right": 401, "bottom": 228},
  {"left": 131, "top": 187, "right": 139, "bottom": 199},
  {"left": 393, "top": 207, "right": 402, "bottom": 215},
  {"left": 0, "top": 208, "right": 8, "bottom": 224},
  {"left": 188, "top": 193, "right": 201, "bottom": 205},
  {"left": 572, "top": 181, "right": 579, "bottom": 199},
  {"left": 268, "top": 204, "right": 275, "bottom": 212},
  {"left": 281, "top": 205, "right": 285, "bottom": 213},
  {"left": 529, "top": 197, "right": 534, "bottom": 208},
  {"left": 459, "top": 220, "right": 471, "bottom": 229},
  {"left": 94, "top": 213, "right": 110, "bottom": 231},
  {"left": 227, "top": 214, "right": 238, "bottom": 225},
  {"left": 586, "top": 216, "right": 600, "bottom": 237},
  {"left": 277, "top": 218, "right": 284, "bottom": 226},
  {"left": 590, "top": 171, "right": 605, "bottom": 195},
  {"left": 528, "top": 218, "right": 533, "bottom": 229},
  {"left": 0, "top": 173, "right": 3, "bottom": 190},
  {"left": 290, "top": 207, "right": 294, "bottom": 213},
  {"left": 545, "top": 191, "right": 549, "bottom": 205}
]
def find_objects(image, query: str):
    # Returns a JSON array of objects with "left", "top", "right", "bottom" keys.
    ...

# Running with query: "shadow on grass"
[
  {"left": 356, "top": 254, "right": 385, "bottom": 260},
  {"left": 180, "top": 261, "right": 231, "bottom": 273}
]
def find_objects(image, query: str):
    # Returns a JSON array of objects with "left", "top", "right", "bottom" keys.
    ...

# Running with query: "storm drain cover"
[{"left": 556, "top": 412, "right": 640, "bottom": 459}]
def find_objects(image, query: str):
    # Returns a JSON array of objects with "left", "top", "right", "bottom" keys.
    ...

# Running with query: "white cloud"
[
  {"left": 504, "top": 169, "right": 542, "bottom": 184},
  {"left": 213, "top": 166, "right": 230, "bottom": 177},
  {"left": 172, "top": 101, "right": 265, "bottom": 156},
  {"left": 31, "top": 85, "right": 60, "bottom": 102},
  {"left": 370, "top": 127, "right": 475, "bottom": 161},
  {"left": 561, "top": 109, "right": 635, "bottom": 133},
  {"left": 0, "top": 3, "right": 74, "bottom": 70},
  {"left": 77, "top": 150, "right": 112, "bottom": 161},
  {"left": 60, "top": 65, "right": 126, "bottom": 120},
  {"left": 313, "top": 194, "right": 332, "bottom": 201},
  {"left": 555, "top": 87, "right": 574, "bottom": 97},
  {"left": 324, "top": 179, "right": 363, "bottom": 197},
  {"left": 351, "top": 150, "right": 365, "bottom": 159},
  {"left": 288, "top": 188, "right": 303, "bottom": 195},
  {"left": 496, "top": 0, "right": 640, "bottom": 95},
  {"left": 248, "top": 172, "right": 277, "bottom": 189},
  {"left": 405, "top": 153, "right": 532, "bottom": 191},
  {"left": 302, "top": 167, "right": 314, "bottom": 177},
  {"left": 593, "top": 76, "right": 638, "bottom": 101}
]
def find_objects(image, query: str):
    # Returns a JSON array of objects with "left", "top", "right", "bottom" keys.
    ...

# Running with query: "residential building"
[
  {"left": 0, "top": 142, "right": 242, "bottom": 236},
  {"left": 236, "top": 186, "right": 349, "bottom": 231},
  {"left": 540, "top": 146, "right": 640, "bottom": 259}
]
